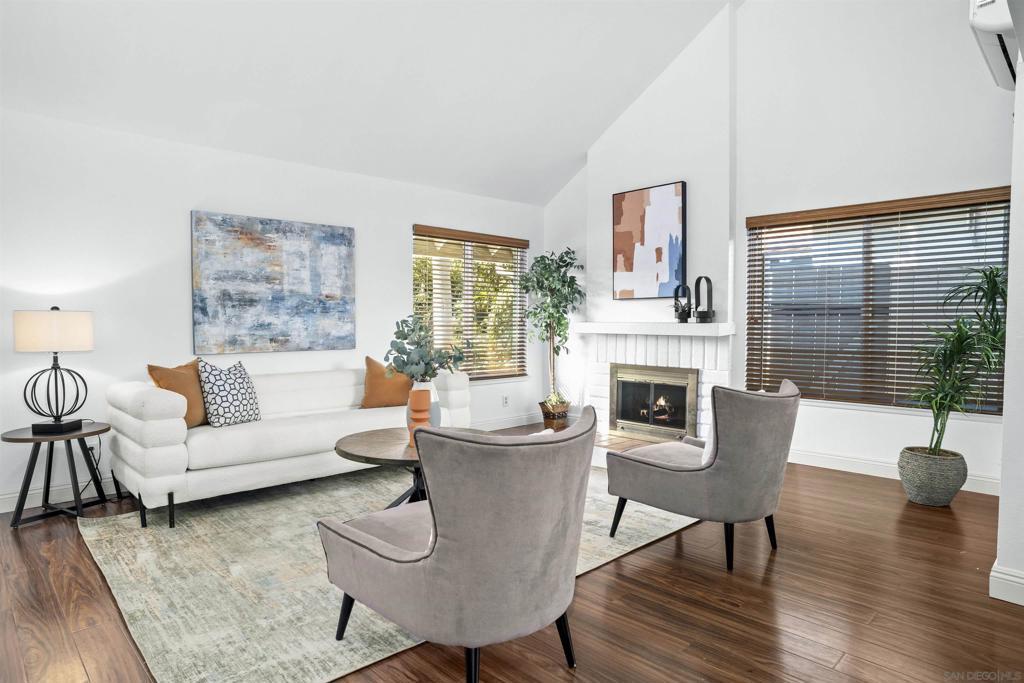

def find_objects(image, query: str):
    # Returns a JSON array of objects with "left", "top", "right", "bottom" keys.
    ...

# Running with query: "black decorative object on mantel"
[
  {"left": 694, "top": 276, "right": 715, "bottom": 323},
  {"left": 673, "top": 284, "right": 692, "bottom": 323}
]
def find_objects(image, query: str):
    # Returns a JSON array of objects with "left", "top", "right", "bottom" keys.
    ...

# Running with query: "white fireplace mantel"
[
  {"left": 574, "top": 321, "right": 735, "bottom": 337},
  {"left": 577, "top": 321, "right": 733, "bottom": 440}
]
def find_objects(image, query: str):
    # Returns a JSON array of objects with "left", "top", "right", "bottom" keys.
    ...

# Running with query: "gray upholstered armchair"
[
  {"left": 318, "top": 407, "right": 597, "bottom": 683},
  {"left": 606, "top": 381, "right": 800, "bottom": 571}
]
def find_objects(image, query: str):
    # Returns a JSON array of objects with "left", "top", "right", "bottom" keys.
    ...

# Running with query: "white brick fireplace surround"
[{"left": 575, "top": 322, "right": 735, "bottom": 440}]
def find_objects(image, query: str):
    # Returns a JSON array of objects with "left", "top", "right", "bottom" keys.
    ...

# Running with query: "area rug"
[{"left": 79, "top": 465, "right": 696, "bottom": 683}]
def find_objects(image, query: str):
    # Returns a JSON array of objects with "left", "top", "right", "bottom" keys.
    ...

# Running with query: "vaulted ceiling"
[{"left": 2, "top": 0, "right": 726, "bottom": 205}]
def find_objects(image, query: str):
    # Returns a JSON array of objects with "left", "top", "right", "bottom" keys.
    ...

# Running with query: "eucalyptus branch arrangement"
[
  {"left": 521, "top": 248, "right": 586, "bottom": 407},
  {"left": 384, "top": 315, "right": 465, "bottom": 383}
]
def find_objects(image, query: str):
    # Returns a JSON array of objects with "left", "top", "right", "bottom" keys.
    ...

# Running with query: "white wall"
[
  {"left": 542, "top": 0, "right": 1013, "bottom": 491},
  {"left": 543, "top": 167, "right": 588, "bottom": 262},
  {"left": 542, "top": 167, "right": 588, "bottom": 405},
  {"left": 538, "top": 6, "right": 733, "bottom": 415},
  {"left": 0, "top": 110, "right": 546, "bottom": 510},
  {"left": 991, "top": 49, "right": 1024, "bottom": 605},
  {"left": 734, "top": 0, "right": 1014, "bottom": 492},
  {"left": 586, "top": 7, "right": 732, "bottom": 328}
]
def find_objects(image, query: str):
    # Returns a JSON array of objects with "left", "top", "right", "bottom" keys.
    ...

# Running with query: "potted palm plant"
[
  {"left": 521, "top": 248, "right": 586, "bottom": 428},
  {"left": 385, "top": 315, "right": 465, "bottom": 445},
  {"left": 899, "top": 267, "right": 1007, "bottom": 506}
]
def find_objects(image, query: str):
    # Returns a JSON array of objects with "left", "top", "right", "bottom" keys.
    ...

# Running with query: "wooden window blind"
[
  {"left": 745, "top": 188, "right": 1010, "bottom": 414},
  {"left": 412, "top": 225, "right": 529, "bottom": 380}
]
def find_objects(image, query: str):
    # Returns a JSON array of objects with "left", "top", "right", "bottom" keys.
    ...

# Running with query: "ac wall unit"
[{"left": 971, "top": 0, "right": 1019, "bottom": 90}]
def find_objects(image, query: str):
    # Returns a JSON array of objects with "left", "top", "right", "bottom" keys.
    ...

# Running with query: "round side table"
[{"left": 2, "top": 421, "right": 111, "bottom": 528}]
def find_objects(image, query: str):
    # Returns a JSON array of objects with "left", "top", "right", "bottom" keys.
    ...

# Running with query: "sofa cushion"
[
  {"left": 198, "top": 359, "right": 261, "bottom": 427},
  {"left": 622, "top": 441, "right": 705, "bottom": 469},
  {"left": 336, "top": 500, "right": 433, "bottom": 553},
  {"left": 185, "top": 405, "right": 406, "bottom": 470},
  {"left": 148, "top": 359, "right": 207, "bottom": 428},
  {"left": 251, "top": 369, "right": 365, "bottom": 417},
  {"left": 360, "top": 356, "right": 412, "bottom": 408}
]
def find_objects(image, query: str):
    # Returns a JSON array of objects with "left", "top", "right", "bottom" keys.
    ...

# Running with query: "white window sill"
[
  {"left": 469, "top": 375, "right": 531, "bottom": 386},
  {"left": 800, "top": 398, "right": 1003, "bottom": 424}
]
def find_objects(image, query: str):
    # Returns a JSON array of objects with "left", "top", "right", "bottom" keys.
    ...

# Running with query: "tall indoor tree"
[
  {"left": 521, "top": 248, "right": 586, "bottom": 424},
  {"left": 899, "top": 266, "right": 1008, "bottom": 507}
]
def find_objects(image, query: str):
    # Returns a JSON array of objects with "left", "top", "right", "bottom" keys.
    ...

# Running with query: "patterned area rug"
[{"left": 80, "top": 465, "right": 696, "bottom": 683}]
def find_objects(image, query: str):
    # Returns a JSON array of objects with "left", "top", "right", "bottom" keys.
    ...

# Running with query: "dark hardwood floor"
[{"left": 2, "top": 426, "right": 1023, "bottom": 682}]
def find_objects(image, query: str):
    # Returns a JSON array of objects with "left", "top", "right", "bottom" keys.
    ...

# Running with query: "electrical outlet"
[{"left": 501, "top": 395, "right": 510, "bottom": 408}]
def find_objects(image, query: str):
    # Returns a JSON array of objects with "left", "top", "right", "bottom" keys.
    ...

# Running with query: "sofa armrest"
[
  {"left": 107, "top": 381, "right": 187, "bottom": 421},
  {"left": 434, "top": 371, "right": 471, "bottom": 428}
]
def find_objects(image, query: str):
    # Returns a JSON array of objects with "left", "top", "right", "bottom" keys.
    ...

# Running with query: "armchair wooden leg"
[
  {"left": 168, "top": 493, "right": 175, "bottom": 529},
  {"left": 465, "top": 647, "right": 480, "bottom": 683},
  {"left": 139, "top": 501, "right": 147, "bottom": 528},
  {"left": 610, "top": 497, "right": 628, "bottom": 538},
  {"left": 765, "top": 515, "right": 777, "bottom": 550},
  {"left": 555, "top": 612, "right": 576, "bottom": 668},
  {"left": 724, "top": 523, "right": 734, "bottom": 571},
  {"left": 335, "top": 594, "right": 355, "bottom": 641}
]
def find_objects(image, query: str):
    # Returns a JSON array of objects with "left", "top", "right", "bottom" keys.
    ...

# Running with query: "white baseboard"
[
  {"left": 0, "top": 476, "right": 116, "bottom": 514},
  {"left": 788, "top": 448, "right": 1000, "bottom": 496},
  {"left": 990, "top": 562, "right": 1024, "bottom": 605},
  {"left": 9, "top": 441, "right": 996, "bottom": 513},
  {"left": 471, "top": 412, "right": 539, "bottom": 431}
]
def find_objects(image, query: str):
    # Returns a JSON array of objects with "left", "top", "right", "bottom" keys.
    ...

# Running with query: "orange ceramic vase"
[{"left": 408, "top": 386, "right": 432, "bottom": 447}]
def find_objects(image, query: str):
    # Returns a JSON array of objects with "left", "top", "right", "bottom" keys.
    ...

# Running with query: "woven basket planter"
[
  {"left": 539, "top": 401, "right": 570, "bottom": 430},
  {"left": 897, "top": 447, "right": 968, "bottom": 507}
]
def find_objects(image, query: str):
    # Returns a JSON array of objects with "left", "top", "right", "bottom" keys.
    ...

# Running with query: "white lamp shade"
[{"left": 13, "top": 309, "right": 94, "bottom": 352}]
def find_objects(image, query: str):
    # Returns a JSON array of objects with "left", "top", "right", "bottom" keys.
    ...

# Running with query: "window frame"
[
  {"left": 745, "top": 187, "right": 1010, "bottom": 415},
  {"left": 412, "top": 224, "right": 530, "bottom": 381}
]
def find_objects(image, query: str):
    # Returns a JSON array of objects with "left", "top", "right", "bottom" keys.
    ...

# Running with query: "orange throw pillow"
[
  {"left": 148, "top": 359, "right": 208, "bottom": 428},
  {"left": 361, "top": 356, "right": 412, "bottom": 408}
]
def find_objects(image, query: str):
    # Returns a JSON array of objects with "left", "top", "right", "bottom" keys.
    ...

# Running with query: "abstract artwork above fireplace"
[
  {"left": 191, "top": 210, "right": 356, "bottom": 354},
  {"left": 610, "top": 363, "right": 699, "bottom": 440},
  {"left": 612, "top": 181, "right": 686, "bottom": 300}
]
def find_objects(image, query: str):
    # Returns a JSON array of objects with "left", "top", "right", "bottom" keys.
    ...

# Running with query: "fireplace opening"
[
  {"left": 610, "top": 364, "right": 699, "bottom": 440},
  {"left": 616, "top": 381, "right": 688, "bottom": 431}
]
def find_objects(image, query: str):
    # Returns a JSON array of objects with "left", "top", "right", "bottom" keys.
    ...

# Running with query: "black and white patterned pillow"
[{"left": 197, "top": 358, "right": 261, "bottom": 428}]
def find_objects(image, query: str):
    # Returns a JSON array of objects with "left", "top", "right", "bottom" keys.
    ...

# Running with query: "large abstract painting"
[
  {"left": 612, "top": 181, "right": 686, "bottom": 299},
  {"left": 191, "top": 211, "right": 355, "bottom": 353}
]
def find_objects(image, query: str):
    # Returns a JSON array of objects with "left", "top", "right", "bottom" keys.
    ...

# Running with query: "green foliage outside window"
[{"left": 412, "top": 248, "right": 522, "bottom": 377}]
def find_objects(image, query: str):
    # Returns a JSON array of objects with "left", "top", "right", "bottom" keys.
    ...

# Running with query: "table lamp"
[{"left": 13, "top": 306, "right": 94, "bottom": 434}]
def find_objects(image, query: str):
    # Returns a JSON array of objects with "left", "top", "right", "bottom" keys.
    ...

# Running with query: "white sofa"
[{"left": 106, "top": 368, "right": 471, "bottom": 527}]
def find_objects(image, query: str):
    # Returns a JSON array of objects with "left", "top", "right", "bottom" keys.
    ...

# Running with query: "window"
[
  {"left": 746, "top": 187, "right": 1010, "bottom": 414},
  {"left": 412, "top": 225, "right": 529, "bottom": 380}
]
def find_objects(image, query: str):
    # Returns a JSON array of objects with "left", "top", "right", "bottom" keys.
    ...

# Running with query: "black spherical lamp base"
[{"left": 25, "top": 352, "right": 89, "bottom": 435}]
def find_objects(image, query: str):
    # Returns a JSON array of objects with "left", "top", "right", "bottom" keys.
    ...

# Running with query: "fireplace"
[{"left": 610, "top": 364, "right": 699, "bottom": 440}]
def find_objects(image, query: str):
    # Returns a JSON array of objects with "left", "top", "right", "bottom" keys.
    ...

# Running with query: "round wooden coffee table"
[{"left": 335, "top": 427, "right": 485, "bottom": 509}]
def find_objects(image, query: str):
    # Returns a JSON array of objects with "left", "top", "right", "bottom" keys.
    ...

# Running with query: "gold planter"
[{"left": 539, "top": 401, "right": 570, "bottom": 430}]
